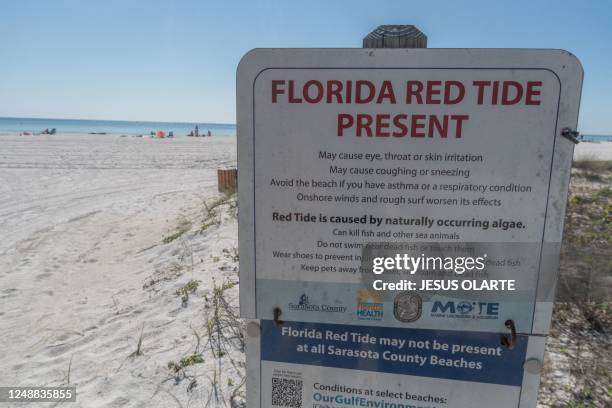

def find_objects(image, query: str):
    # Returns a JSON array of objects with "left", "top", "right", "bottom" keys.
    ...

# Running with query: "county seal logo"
[{"left": 393, "top": 292, "right": 422, "bottom": 323}]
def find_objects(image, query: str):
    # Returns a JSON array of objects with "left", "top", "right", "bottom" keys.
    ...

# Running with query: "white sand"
[
  {"left": 573, "top": 141, "right": 612, "bottom": 160},
  {"left": 0, "top": 133, "right": 610, "bottom": 407},
  {"left": 0, "top": 134, "right": 241, "bottom": 407}
]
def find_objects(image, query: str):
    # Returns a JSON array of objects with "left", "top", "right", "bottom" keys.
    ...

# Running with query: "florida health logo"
[
  {"left": 356, "top": 288, "right": 384, "bottom": 321},
  {"left": 288, "top": 294, "right": 347, "bottom": 313},
  {"left": 357, "top": 302, "right": 384, "bottom": 321},
  {"left": 431, "top": 301, "right": 499, "bottom": 320}
]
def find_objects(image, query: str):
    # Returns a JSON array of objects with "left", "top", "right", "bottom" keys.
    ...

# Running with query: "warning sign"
[{"left": 237, "top": 48, "right": 582, "bottom": 408}]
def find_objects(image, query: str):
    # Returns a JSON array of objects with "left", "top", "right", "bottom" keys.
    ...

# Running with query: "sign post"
[
  {"left": 238, "top": 28, "right": 582, "bottom": 407},
  {"left": 362, "top": 25, "right": 427, "bottom": 49}
]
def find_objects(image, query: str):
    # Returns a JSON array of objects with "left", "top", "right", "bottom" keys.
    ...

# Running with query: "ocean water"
[
  {"left": 581, "top": 134, "right": 612, "bottom": 142},
  {"left": 0, "top": 117, "right": 609, "bottom": 142},
  {"left": 0, "top": 117, "right": 236, "bottom": 136}
]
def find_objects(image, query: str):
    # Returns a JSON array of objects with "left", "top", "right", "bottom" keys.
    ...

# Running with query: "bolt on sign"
[{"left": 237, "top": 49, "right": 582, "bottom": 407}]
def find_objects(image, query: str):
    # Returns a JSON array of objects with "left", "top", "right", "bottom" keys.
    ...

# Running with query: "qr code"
[{"left": 271, "top": 377, "right": 303, "bottom": 407}]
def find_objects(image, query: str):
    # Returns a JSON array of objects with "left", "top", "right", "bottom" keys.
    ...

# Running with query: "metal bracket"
[
  {"left": 273, "top": 307, "right": 284, "bottom": 326},
  {"left": 561, "top": 127, "right": 580, "bottom": 144},
  {"left": 500, "top": 319, "right": 517, "bottom": 350}
]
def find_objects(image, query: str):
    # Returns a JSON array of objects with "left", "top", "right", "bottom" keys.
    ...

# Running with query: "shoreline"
[
  {"left": 1, "top": 131, "right": 610, "bottom": 160},
  {"left": 0, "top": 131, "right": 237, "bottom": 137}
]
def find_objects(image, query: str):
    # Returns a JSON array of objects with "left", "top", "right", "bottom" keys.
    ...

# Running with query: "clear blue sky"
[{"left": 1, "top": 0, "right": 610, "bottom": 133}]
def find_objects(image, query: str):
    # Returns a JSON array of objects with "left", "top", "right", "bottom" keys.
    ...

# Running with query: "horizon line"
[{"left": 0, "top": 115, "right": 236, "bottom": 126}]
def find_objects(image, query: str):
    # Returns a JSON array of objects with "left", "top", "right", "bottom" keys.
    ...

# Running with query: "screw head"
[
  {"left": 246, "top": 321, "right": 261, "bottom": 337},
  {"left": 523, "top": 358, "right": 543, "bottom": 374}
]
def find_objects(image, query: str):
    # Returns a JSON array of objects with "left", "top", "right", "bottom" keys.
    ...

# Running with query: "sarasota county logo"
[
  {"left": 288, "top": 293, "right": 346, "bottom": 313},
  {"left": 393, "top": 292, "right": 422, "bottom": 323}
]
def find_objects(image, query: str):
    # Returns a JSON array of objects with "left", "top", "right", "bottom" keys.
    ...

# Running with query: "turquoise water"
[{"left": 0, "top": 117, "right": 236, "bottom": 136}]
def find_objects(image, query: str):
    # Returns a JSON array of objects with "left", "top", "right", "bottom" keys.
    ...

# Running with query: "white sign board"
[{"left": 237, "top": 49, "right": 582, "bottom": 407}]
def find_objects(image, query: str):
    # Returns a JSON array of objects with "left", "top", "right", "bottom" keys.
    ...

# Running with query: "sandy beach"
[
  {"left": 0, "top": 134, "right": 241, "bottom": 407},
  {"left": 573, "top": 140, "right": 612, "bottom": 160},
  {"left": 0, "top": 134, "right": 610, "bottom": 407}
]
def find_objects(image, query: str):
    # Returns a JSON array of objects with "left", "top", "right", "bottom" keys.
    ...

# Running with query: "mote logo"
[{"left": 431, "top": 301, "right": 500, "bottom": 320}]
